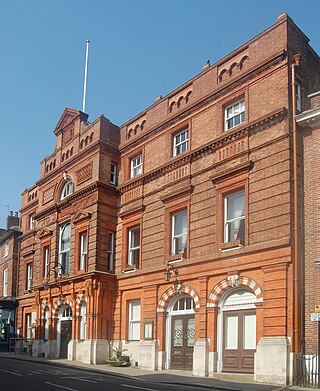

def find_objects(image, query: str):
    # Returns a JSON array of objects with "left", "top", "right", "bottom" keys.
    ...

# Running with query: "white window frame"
[
  {"left": 27, "top": 263, "right": 33, "bottom": 291},
  {"left": 79, "top": 302, "right": 87, "bottom": 340},
  {"left": 107, "top": 231, "right": 115, "bottom": 271},
  {"left": 171, "top": 210, "right": 187, "bottom": 255},
  {"left": 128, "top": 226, "right": 140, "bottom": 266},
  {"left": 44, "top": 246, "right": 50, "bottom": 279},
  {"left": 173, "top": 128, "right": 188, "bottom": 156},
  {"left": 225, "top": 99, "right": 245, "bottom": 131},
  {"left": 4, "top": 240, "right": 9, "bottom": 257},
  {"left": 59, "top": 223, "right": 71, "bottom": 274},
  {"left": 60, "top": 181, "right": 73, "bottom": 200},
  {"left": 130, "top": 154, "right": 142, "bottom": 178},
  {"left": 128, "top": 300, "right": 140, "bottom": 341},
  {"left": 3, "top": 268, "right": 8, "bottom": 297},
  {"left": 44, "top": 308, "right": 49, "bottom": 340},
  {"left": 26, "top": 313, "right": 32, "bottom": 339},
  {"left": 224, "top": 190, "right": 245, "bottom": 243},
  {"left": 29, "top": 215, "right": 35, "bottom": 230},
  {"left": 110, "top": 163, "right": 117, "bottom": 185},
  {"left": 296, "top": 83, "right": 301, "bottom": 112},
  {"left": 79, "top": 232, "right": 87, "bottom": 271}
]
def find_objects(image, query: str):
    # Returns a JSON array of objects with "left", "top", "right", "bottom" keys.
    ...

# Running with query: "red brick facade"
[{"left": 14, "top": 13, "right": 320, "bottom": 385}]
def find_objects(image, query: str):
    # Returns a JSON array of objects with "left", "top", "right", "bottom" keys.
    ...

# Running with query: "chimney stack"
[{"left": 7, "top": 211, "right": 20, "bottom": 229}]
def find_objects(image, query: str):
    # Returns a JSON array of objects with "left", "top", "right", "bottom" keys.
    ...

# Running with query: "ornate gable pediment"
[
  {"left": 37, "top": 227, "right": 53, "bottom": 239},
  {"left": 71, "top": 210, "right": 92, "bottom": 224},
  {"left": 53, "top": 108, "right": 89, "bottom": 148},
  {"left": 54, "top": 108, "right": 80, "bottom": 136}
]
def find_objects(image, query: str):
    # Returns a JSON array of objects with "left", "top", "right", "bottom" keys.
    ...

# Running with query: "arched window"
[
  {"left": 172, "top": 296, "right": 195, "bottom": 312},
  {"left": 60, "top": 181, "right": 73, "bottom": 200},
  {"left": 79, "top": 302, "right": 86, "bottom": 340},
  {"left": 60, "top": 306, "right": 72, "bottom": 320},
  {"left": 59, "top": 224, "right": 71, "bottom": 274}
]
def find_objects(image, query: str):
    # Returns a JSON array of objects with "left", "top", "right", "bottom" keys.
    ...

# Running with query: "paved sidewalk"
[{"left": 0, "top": 352, "right": 311, "bottom": 391}]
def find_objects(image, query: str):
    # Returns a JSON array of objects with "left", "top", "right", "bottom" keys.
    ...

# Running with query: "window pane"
[
  {"left": 61, "top": 224, "right": 70, "bottom": 250},
  {"left": 131, "top": 302, "right": 140, "bottom": 320},
  {"left": 225, "top": 100, "right": 245, "bottom": 130},
  {"left": 129, "top": 300, "right": 140, "bottom": 340},
  {"left": 174, "top": 211, "right": 187, "bottom": 235},
  {"left": 227, "top": 193, "right": 244, "bottom": 220},
  {"left": 174, "top": 129, "right": 188, "bottom": 156},
  {"left": 132, "top": 229, "right": 140, "bottom": 247},
  {"left": 187, "top": 318, "right": 195, "bottom": 347},
  {"left": 173, "top": 319, "right": 183, "bottom": 347},
  {"left": 173, "top": 236, "right": 186, "bottom": 254},
  {"left": 225, "top": 315, "right": 238, "bottom": 349},
  {"left": 131, "top": 322, "right": 140, "bottom": 340},
  {"left": 227, "top": 218, "right": 245, "bottom": 242},
  {"left": 243, "top": 314, "right": 256, "bottom": 350}
]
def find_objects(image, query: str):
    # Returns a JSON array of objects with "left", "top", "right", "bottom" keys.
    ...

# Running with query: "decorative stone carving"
[
  {"left": 42, "top": 186, "right": 55, "bottom": 205},
  {"left": 76, "top": 163, "right": 93, "bottom": 185},
  {"left": 227, "top": 275, "right": 239, "bottom": 287},
  {"left": 62, "top": 124, "right": 74, "bottom": 146}
]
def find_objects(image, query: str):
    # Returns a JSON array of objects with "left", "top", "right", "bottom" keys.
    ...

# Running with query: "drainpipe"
[{"left": 291, "top": 53, "right": 301, "bottom": 359}]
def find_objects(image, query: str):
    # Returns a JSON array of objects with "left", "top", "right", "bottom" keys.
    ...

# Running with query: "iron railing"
[{"left": 296, "top": 354, "right": 319, "bottom": 388}]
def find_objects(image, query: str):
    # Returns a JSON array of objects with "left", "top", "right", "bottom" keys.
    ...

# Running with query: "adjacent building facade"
[
  {"left": 0, "top": 212, "right": 21, "bottom": 351},
  {"left": 297, "top": 91, "right": 320, "bottom": 357},
  {"left": 14, "top": 13, "right": 320, "bottom": 385}
]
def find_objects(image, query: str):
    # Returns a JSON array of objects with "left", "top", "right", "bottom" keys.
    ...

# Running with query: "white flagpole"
[{"left": 82, "top": 40, "right": 90, "bottom": 113}]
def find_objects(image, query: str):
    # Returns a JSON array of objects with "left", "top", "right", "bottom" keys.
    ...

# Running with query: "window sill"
[
  {"left": 123, "top": 266, "right": 138, "bottom": 274},
  {"left": 220, "top": 240, "right": 244, "bottom": 252},
  {"left": 166, "top": 255, "right": 184, "bottom": 265}
]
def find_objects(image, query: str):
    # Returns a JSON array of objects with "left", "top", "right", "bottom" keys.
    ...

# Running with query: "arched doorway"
[
  {"left": 166, "top": 295, "right": 195, "bottom": 371},
  {"left": 57, "top": 305, "right": 72, "bottom": 359},
  {"left": 218, "top": 288, "right": 257, "bottom": 373}
]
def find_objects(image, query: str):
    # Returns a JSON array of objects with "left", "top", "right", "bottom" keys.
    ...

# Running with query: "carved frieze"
[
  {"left": 38, "top": 213, "right": 57, "bottom": 228},
  {"left": 122, "top": 186, "right": 143, "bottom": 204},
  {"left": 76, "top": 163, "right": 93, "bottom": 185},
  {"left": 62, "top": 124, "right": 74, "bottom": 146},
  {"left": 215, "top": 138, "right": 248, "bottom": 162},
  {"left": 43, "top": 186, "right": 55, "bottom": 205},
  {"left": 166, "top": 164, "right": 190, "bottom": 184},
  {"left": 72, "top": 193, "right": 97, "bottom": 211}
]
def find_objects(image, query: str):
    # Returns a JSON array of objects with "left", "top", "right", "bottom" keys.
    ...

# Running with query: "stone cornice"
[{"left": 118, "top": 107, "right": 288, "bottom": 194}]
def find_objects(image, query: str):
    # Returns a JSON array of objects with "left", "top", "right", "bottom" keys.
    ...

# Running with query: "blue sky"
[{"left": 0, "top": 0, "right": 319, "bottom": 227}]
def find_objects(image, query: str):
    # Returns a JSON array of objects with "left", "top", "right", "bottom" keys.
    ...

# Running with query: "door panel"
[
  {"left": 60, "top": 320, "right": 72, "bottom": 359},
  {"left": 222, "top": 310, "right": 256, "bottom": 373},
  {"left": 171, "top": 316, "right": 194, "bottom": 370}
]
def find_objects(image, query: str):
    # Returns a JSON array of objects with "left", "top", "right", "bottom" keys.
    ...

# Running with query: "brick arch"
[
  {"left": 40, "top": 299, "right": 51, "bottom": 319},
  {"left": 52, "top": 297, "right": 73, "bottom": 317},
  {"left": 207, "top": 276, "right": 263, "bottom": 308},
  {"left": 157, "top": 285, "right": 201, "bottom": 312},
  {"left": 75, "top": 294, "right": 87, "bottom": 316}
]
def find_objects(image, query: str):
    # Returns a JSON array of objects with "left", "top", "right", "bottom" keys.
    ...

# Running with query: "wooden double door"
[
  {"left": 171, "top": 315, "right": 195, "bottom": 370},
  {"left": 222, "top": 310, "right": 256, "bottom": 373}
]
